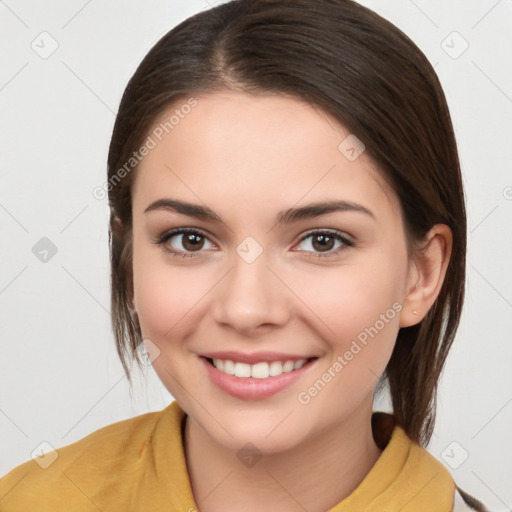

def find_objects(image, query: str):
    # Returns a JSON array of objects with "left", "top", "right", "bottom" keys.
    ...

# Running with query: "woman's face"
[{"left": 131, "top": 91, "right": 415, "bottom": 453}]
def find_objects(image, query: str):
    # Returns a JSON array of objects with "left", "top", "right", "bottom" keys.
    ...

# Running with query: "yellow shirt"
[{"left": 0, "top": 400, "right": 461, "bottom": 511}]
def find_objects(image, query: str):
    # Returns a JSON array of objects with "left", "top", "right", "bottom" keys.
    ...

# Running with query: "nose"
[{"left": 211, "top": 247, "right": 290, "bottom": 335}]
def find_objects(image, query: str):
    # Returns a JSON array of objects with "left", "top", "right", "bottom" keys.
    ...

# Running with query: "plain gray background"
[{"left": 1, "top": 1, "right": 511, "bottom": 510}]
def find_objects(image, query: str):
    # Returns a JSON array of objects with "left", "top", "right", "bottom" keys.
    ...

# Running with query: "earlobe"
[{"left": 399, "top": 224, "right": 453, "bottom": 328}]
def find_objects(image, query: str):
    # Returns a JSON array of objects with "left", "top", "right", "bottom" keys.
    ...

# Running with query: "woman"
[{"left": 0, "top": 1, "right": 490, "bottom": 510}]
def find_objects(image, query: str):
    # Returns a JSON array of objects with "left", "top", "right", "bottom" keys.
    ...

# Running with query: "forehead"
[{"left": 132, "top": 91, "right": 399, "bottom": 223}]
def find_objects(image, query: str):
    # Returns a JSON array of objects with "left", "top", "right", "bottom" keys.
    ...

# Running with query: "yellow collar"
[{"left": 144, "top": 401, "right": 455, "bottom": 511}]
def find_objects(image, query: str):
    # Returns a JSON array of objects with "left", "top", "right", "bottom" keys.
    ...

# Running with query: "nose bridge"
[{"left": 212, "top": 238, "right": 288, "bottom": 331}]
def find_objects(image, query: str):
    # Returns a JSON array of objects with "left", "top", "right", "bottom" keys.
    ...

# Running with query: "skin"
[{"left": 130, "top": 90, "right": 452, "bottom": 511}]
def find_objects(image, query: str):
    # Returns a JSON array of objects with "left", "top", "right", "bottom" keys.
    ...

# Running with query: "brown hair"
[{"left": 106, "top": 0, "right": 466, "bottom": 446}]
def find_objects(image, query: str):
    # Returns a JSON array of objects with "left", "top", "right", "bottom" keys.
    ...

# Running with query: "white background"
[{"left": 1, "top": 1, "right": 511, "bottom": 510}]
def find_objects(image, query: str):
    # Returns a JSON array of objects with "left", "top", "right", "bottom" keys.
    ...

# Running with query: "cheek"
[
  {"left": 135, "top": 272, "right": 205, "bottom": 341},
  {"left": 295, "top": 253, "right": 405, "bottom": 361},
  {"left": 292, "top": 263, "right": 404, "bottom": 417},
  {"left": 132, "top": 241, "right": 204, "bottom": 340}
]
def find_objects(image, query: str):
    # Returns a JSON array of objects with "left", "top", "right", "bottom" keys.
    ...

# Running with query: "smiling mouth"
[{"left": 203, "top": 356, "right": 318, "bottom": 379}]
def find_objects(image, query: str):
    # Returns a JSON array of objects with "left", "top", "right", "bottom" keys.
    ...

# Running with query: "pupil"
[
  {"left": 184, "top": 233, "right": 203, "bottom": 251},
  {"left": 313, "top": 234, "right": 333, "bottom": 252}
]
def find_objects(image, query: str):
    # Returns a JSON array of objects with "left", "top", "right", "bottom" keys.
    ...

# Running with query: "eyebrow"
[{"left": 144, "top": 198, "right": 375, "bottom": 224}]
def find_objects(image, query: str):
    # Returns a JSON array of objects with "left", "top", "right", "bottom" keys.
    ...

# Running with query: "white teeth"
[
  {"left": 222, "top": 359, "right": 235, "bottom": 375},
  {"left": 282, "top": 360, "right": 295, "bottom": 372},
  {"left": 251, "top": 362, "right": 269, "bottom": 379},
  {"left": 234, "top": 362, "right": 252, "bottom": 378},
  {"left": 269, "top": 360, "right": 283, "bottom": 376},
  {"left": 294, "top": 359, "right": 307, "bottom": 370},
  {"left": 211, "top": 358, "right": 308, "bottom": 378}
]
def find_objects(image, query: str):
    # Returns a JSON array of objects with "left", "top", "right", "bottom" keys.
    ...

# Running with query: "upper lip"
[{"left": 201, "top": 351, "right": 317, "bottom": 364}]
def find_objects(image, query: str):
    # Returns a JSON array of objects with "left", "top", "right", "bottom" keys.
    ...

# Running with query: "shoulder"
[
  {"left": 0, "top": 407, "right": 165, "bottom": 510},
  {"left": 409, "top": 440, "right": 491, "bottom": 511},
  {"left": 372, "top": 413, "right": 491, "bottom": 512}
]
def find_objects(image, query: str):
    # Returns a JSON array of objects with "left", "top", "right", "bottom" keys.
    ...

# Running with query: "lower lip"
[{"left": 200, "top": 356, "right": 317, "bottom": 400}]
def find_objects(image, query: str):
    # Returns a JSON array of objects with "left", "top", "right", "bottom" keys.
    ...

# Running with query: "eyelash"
[{"left": 151, "top": 227, "right": 354, "bottom": 259}]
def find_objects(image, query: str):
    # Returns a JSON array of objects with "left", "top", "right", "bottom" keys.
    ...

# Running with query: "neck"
[{"left": 183, "top": 394, "right": 383, "bottom": 512}]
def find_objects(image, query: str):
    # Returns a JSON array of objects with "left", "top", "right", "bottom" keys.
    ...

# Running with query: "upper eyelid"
[
  {"left": 164, "top": 227, "right": 218, "bottom": 246},
  {"left": 298, "top": 228, "right": 353, "bottom": 242},
  {"left": 160, "top": 227, "right": 354, "bottom": 248}
]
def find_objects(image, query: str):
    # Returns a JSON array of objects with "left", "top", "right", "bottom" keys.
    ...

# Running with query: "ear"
[{"left": 399, "top": 224, "right": 453, "bottom": 328}]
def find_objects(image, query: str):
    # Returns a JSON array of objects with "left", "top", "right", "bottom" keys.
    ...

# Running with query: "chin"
[{"left": 198, "top": 409, "right": 307, "bottom": 455}]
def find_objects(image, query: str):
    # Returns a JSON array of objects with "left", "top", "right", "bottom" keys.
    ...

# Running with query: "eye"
[
  {"left": 152, "top": 227, "right": 354, "bottom": 259},
  {"left": 294, "top": 229, "right": 354, "bottom": 258},
  {"left": 152, "top": 227, "right": 215, "bottom": 258}
]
